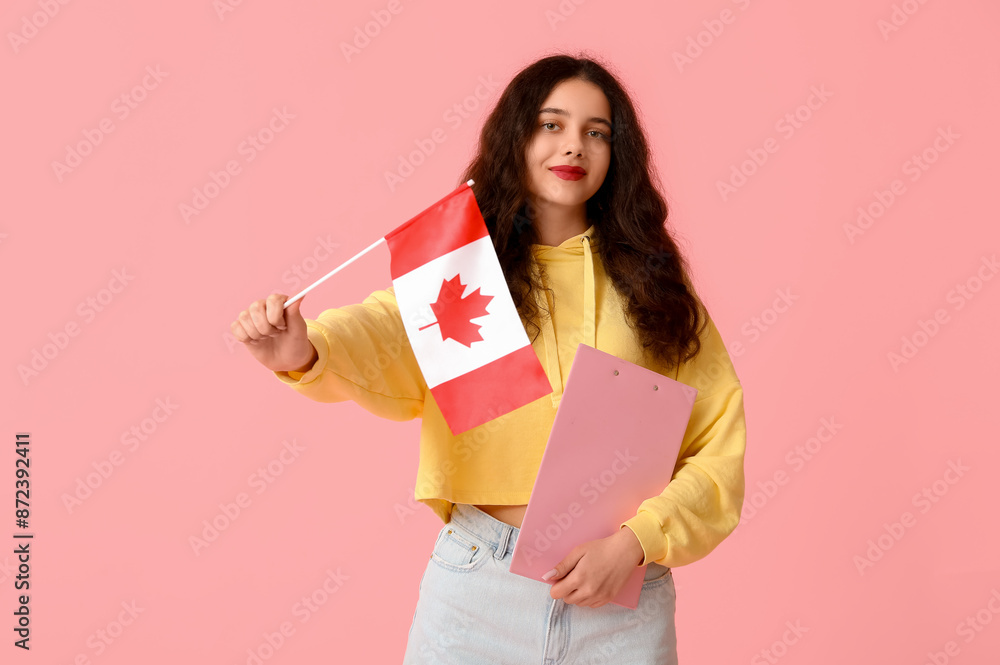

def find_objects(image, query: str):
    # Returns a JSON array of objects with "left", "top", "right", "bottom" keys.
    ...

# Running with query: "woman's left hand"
[{"left": 544, "top": 527, "right": 645, "bottom": 608}]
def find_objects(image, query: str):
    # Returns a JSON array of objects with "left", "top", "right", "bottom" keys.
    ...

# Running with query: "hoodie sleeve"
[
  {"left": 619, "top": 313, "right": 747, "bottom": 568},
  {"left": 272, "top": 286, "right": 427, "bottom": 422}
]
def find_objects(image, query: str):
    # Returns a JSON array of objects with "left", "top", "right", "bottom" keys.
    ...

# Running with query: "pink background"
[{"left": 4, "top": 0, "right": 999, "bottom": 662}]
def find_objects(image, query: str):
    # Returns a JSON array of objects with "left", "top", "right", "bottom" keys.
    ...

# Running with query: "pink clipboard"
[{"left": 508, "top": 343, "right": 698, "bottom": 609}]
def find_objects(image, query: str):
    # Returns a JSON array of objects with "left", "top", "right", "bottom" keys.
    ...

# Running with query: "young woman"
[{"left": 231, "top": 53, "right": 746, "bottom": 664}]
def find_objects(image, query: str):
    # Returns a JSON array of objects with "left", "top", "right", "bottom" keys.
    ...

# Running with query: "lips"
[{"left": 549, "top": 165, "right": 586, "bottom": 181}]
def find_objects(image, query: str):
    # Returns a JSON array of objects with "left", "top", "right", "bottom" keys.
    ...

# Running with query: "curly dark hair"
[{"left": 458, "top": 51, "right": 707, "bottom": 372}]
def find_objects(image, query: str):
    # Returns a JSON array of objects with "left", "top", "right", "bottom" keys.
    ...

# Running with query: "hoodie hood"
[{"left": 529, "top": 224, "right": 597, "bottom": 408}]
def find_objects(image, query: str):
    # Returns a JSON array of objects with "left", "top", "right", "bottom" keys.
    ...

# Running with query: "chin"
[{"left": 543, "top": 196, "right": 589, "bottom": 208}]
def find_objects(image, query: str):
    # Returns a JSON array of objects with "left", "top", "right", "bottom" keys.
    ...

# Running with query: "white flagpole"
[
  {"left": 283, "top": 236, "right": 385, "bottom": 308},
  {"left": 282, "top": 179, "right": 475, "bottom": 309}
]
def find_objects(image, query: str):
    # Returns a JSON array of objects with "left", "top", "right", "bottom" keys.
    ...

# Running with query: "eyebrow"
[{"left": 538, "top": 107, "right": 613, "bottom": 131}]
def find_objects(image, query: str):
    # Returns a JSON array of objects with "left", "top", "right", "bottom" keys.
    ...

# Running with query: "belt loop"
[{"left": 495, "top": 525, "right": 512, "bottom": 559}]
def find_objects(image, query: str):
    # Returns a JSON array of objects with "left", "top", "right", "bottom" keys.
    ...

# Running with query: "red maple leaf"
[{"left": 418, "top": 274, "right": 493, "bottom": 347}]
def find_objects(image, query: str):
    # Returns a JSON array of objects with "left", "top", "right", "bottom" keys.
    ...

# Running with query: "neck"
[{"left": 529, "top": 196, "right": 589, "bottom": 246}]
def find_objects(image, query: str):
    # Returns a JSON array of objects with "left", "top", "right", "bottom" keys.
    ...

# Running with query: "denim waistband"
[
  {"left": 451, "top": 503, "right": 672, "bottom": 577},
  {"left": 450, "top": 503, "right": 521, "bottom": 560}
]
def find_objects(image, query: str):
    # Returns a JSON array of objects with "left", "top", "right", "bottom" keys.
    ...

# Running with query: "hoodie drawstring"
[
  {"left": 582, "top": 234, "right": 595, "bottom": 349},
  {"left": 534, "top": 230, "right": 596, "bottom": 409}
]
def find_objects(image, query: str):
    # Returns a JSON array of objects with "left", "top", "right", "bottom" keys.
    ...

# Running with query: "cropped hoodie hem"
[{"left": 273, "top": 223, "right": 746, "bottom": 569}]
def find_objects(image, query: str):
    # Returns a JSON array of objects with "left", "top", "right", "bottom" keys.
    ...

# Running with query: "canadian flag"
[{"left": 384, "top": 181, "right": 553, "bottom": 434}]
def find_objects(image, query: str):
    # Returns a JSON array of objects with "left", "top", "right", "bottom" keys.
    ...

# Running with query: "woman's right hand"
[{"left": 231, "top": 294, "right": 318, "bottom": 373}]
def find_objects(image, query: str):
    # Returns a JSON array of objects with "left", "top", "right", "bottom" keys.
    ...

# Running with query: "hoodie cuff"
[
  {"left": 273, "top": 322, "right": 329, "bottom": 386},
  {"left": 620, "top": 512, "right": 667, "bottom": 567}
]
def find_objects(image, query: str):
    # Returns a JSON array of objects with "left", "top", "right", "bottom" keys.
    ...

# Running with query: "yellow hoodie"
[{"left": 273, "top": 224, "right": 746, "bottom": 568}]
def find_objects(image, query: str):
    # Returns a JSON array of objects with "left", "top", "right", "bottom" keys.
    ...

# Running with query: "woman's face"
[{"left": 524, "top": 77, "right": 613, "bottom": 214}]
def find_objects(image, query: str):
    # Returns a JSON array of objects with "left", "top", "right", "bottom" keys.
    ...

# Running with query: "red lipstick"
[{"left": 549, "top": 165, "right": 586, "bottom": 181}]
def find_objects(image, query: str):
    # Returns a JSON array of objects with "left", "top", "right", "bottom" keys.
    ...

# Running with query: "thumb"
[
  {"left": 542, "top": 548, "right": 585, "bottom": 582},
  {"left": 542, "top": 559, "right": 568, "bottom": 582},
  {"left": 283, "top": 294, "right": 305, "bottom": 324}
]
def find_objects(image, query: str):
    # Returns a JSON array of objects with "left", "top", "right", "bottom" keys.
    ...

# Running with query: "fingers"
[
  {"left": 266, "top": 293, "right": 290, "bottom": 330},
  {"left": 231, "top": 319, "right": 254, "bottom": 344},
  {"left": 231, "top": 294, "right": 302, "bottom": 346},
  {"left": 234, "top": 309, "right": 265, "bottom": 342},
  {"left": 249, "top": 298, "right": 284, "bottom": 338},
  {"left": 232, "top": 299, "right": 277, "bottom": 343}
]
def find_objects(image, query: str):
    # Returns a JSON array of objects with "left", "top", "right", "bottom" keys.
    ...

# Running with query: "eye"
[{"left": 542, "top": 122, "right": 558, "bottom": 130}]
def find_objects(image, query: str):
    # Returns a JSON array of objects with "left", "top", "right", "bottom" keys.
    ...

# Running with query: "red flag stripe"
[
  {"left": 384, "top": 183, "right": 490, "bottom": 280},
  {"left": 430, "top": 345, "right": 553, "bottom": 434}
]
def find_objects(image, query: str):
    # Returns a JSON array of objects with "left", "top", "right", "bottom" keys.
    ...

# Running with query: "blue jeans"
[{"left": 402, "top": 503, "right": 678, "bottom": 664}]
